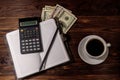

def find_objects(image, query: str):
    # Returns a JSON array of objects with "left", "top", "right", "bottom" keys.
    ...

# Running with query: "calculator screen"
[{"left": 20, "top": 20, "right": 37, "bottom": 27}]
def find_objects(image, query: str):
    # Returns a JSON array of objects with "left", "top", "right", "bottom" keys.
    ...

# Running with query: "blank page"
[{"left": 6, "top": 30, "right": 41, "bottom": 78}]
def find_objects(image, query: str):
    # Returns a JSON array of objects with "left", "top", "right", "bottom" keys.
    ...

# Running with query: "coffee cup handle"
[{"left": 107, "top": 43, "right": 111, "bottom": 47}]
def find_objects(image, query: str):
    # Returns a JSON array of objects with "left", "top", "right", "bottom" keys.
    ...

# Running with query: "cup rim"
[{"left": 84, "top": 35, "right": 107, "bottom": 59}]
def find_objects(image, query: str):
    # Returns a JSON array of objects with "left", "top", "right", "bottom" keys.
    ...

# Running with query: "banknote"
[
  {"left": 50, "top": 5, "right": 63, "bottom": 18},
  {"left": 41, "top": 4, "right": 77, "bottom": 33},
  {"left": 44, "top": 10, "right": 53, "bottom": 21},
  {"left": 45, "top": 5, "right": 55, "bottom": 10},
  {"left": 41, "top": 6, "right": 55, "bottom": 21},
  {"left": 57, "top": 10, "right": 77, "bottom": 33},
  {"left": 41, "top": 8, "right": 45, "bottom": 21},
  {"left": 51, "top": 4, "right": 77, "bottom": 33},
  {"left": 51, "top": 4, "right": 72, "bottom": 18}
]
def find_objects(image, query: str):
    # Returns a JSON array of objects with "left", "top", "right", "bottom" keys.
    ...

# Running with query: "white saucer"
[{"left": 78, "top": 38, "right": 109, "bottom": 65}]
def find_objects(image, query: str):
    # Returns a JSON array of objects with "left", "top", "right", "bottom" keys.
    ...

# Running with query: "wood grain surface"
[{"left": 0, "top": 0, "right": 120, "bottom": 80}]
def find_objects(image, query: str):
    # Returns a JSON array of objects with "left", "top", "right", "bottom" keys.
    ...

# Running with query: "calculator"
[{"left": 19, "top": 17, "right": 43, "bottom": 54}]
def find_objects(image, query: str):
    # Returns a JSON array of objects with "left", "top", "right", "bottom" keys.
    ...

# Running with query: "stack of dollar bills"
[{"left": 41, "top": 4, "right": 77, "bottom": 34}]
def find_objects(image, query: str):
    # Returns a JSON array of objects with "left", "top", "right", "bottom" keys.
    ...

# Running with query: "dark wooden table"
[{"left": 0, "top": 0, "right": 120, "bottom": 80}]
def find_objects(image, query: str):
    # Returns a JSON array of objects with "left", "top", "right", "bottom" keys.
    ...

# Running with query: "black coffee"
[{"left": 86, "top": 39, "right": 104, "bottom": 56}]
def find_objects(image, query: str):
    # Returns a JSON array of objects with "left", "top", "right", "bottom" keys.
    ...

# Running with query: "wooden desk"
[{"left": 0, "top": 0, "right": 120, "bottom": 80}]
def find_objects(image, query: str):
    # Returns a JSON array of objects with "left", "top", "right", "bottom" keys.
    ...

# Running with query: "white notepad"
[{"left": 6, "top": 19, "right": 70, "bottom": 79}]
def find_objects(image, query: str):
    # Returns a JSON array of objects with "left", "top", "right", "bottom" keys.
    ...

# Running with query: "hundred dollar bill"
[
  {"left": 41, "top": 8, "right": 45, "bottom": 21},
  {"left": 52, "top": 4, "right": 77, "bottom": 34}
]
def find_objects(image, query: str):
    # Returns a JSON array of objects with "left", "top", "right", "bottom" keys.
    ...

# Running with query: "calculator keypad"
[{"left": 20, "top": 26, "right": 42, "bottom": 54}]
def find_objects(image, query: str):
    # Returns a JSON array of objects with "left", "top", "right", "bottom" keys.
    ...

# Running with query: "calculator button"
[
  {"left": 22, "top": 46, "right": 25, "bottom": 49},
  {"left": 32, "top": 39, "right": 35, "bottom": 41},
  {"left": 37, "top": 48, "right": 40, "bottom": 50},
  {"left": 33, "top": 42, "right": 36, "bottom": 44},
  {"left": 36, "top": 38, "right": 39, "bottom": 41},
  {"left": 29, "top": 39, "right": 32, "bottom": 42},
  {"left": 26, "top": 46, "right": 29, "bottom": 48},
  {"left": 37, "top": 45, "right": 40, "bottom": 47},
  {"left": 34, "top": 48, "right": 36, "bottom": 50},
  {"left": 27, "top": 30, "right": 29, "bottom": 33},
  {"left": 30, "top": 46, "right": 32, "bottom": 48},
  {"left": 20, "top": 29, "right": 24, "bottom": 32},
  {"left": 36, "top": 27, "right": 38, "bottom": 30},
  {"left": 29, "top": 42, "right": 32, "bottom": 45},
  {"left": 33, "top": 45, "right": 36, "bottom": 47},
  {"left": 36, "top": 42, "right": 39, "bottom": 44},
  {"left": 36, "top": 32, "right": 39, "bottom": 35},
  {"left": 21, "top": 35, "right": 24, "bottom": 38},
  {"left": 26, "top": 43, "right": 28, "bottom": 45},
  {"left": 22, "top": 43, "right": 25, "bottom": 45},
  {"left": 21, "top": 40, "right": 24, "bottom": 42},
  {"left": 26, "top": 49, "right": 29, "bottom": 52},
  {"left": 25, "top": 40, "right": 28, "bottom": 42},
  {"left": 22, "top": 49, "right": 25, "bottom": 52},
  {"left": 30, "top": 49, "right": 33, "bottom": 51}
]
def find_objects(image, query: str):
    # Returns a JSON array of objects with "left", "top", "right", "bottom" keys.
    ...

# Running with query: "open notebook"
[{"left": 6, "top": 19, "right": 70, "bottom": 79}]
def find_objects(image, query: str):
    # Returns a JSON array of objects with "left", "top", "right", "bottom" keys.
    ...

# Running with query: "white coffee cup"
[{"left": 78, "top": 35, "right": 111, "bottom": 64}]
